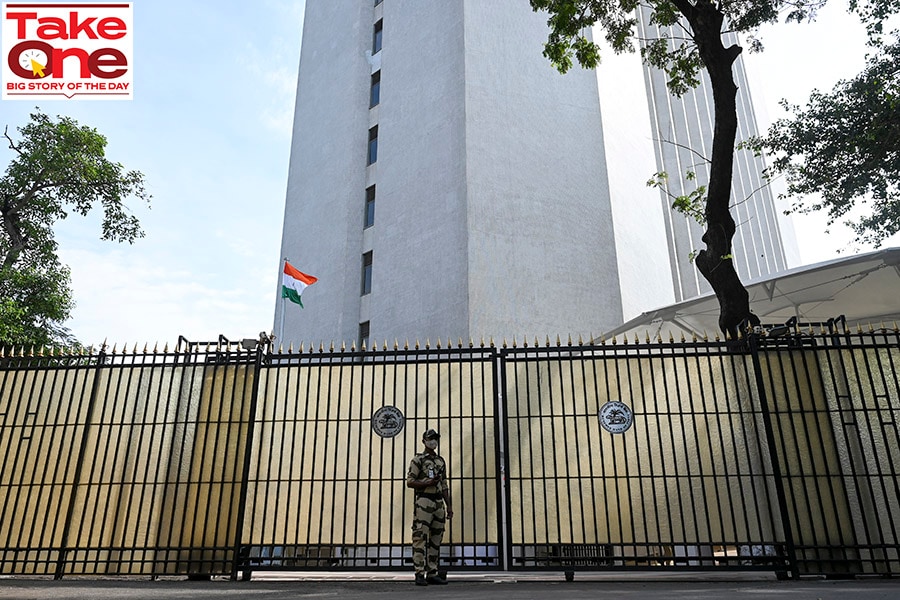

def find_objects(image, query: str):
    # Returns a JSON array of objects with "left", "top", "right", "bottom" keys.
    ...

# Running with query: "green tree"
[
  {"left": 529, "top": 0, "right": 825, "bottom": 337},
  {"left": 749, "top": 37, "right": 900, "bottom": 247},
  {"left": 1, "top": 110, "right": 150, "bottom": 348}
]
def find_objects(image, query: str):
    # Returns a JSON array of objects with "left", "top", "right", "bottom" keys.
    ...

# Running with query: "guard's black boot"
[
  {"left": 415, "top": 573, "right": 428, "bottom": 586},
  {"left": 426, "top": 573, "right": 447, "bottom": 585}
]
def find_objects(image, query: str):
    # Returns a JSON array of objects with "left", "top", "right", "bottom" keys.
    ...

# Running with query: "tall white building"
[{"left": 276, "top": 1, "right": 796, "bottom": 348}]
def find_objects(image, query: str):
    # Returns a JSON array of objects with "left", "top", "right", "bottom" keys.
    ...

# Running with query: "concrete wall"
[
  {"left": 366, "top": 0, "right": 469, "bottom": 345},
  {"left": 277, "top": 1, "right": 375, "bottom": 346},
  {"left": 462, "top": 3, "right": 622, "bottom": 343},
  {"left": 594, "top": 37, "right": 677, "bottom": 322}
]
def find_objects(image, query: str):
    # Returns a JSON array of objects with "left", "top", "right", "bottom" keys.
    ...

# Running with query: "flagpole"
[{"left": 279, "top": 258, "right": 287, "bottom": 343}]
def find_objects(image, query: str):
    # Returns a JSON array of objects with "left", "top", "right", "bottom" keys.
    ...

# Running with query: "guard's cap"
[{"left": 423, "top": 428, "right": 440, "bottom": 440}]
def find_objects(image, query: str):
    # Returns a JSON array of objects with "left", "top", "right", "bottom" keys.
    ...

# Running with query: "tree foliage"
[
  {"left": 1, "top": 111, "right": 150, "bottom": 348},
  {"left": 529, "top": 0, "right": 822, "bottom": 336},
  {"left": 750, "top": 36, "right": 900, "bottom": 247}
]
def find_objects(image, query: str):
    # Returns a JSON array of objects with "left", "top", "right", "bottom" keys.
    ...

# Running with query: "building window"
[
  {"left": 372, "top": 20, "right": 383, "bottom": 54},
  {"left": 361, "top": 251, "right": 373, "bottom": 295},
  {"left": 365, "top": 185, "right": 376, "bottom": 228},
  {"left": 359, "top": 321, "right": 370, "bottom": 349},
  {"left": 370, "top": 70, "right": 381, "bottom": 108},
  {"left": 367, "top": 126, "right": 378, "bottom": 165}
]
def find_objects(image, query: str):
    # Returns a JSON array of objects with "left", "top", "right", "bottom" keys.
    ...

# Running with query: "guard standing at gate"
[{"left": 406, "top": 428, "right": 453, "bottom": 585}]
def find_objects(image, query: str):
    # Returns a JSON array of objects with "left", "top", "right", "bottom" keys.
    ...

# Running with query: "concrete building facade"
[{"left": 276, "top": 1, "right": 795, "bottom": 348}]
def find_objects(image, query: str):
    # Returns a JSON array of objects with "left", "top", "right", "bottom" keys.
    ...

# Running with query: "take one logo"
[
  {"left": 2, "top": 2, "right": 133, "bottom": 100},
  {"left": 599, "top": 401, "right": 634, "bottom": 434}
]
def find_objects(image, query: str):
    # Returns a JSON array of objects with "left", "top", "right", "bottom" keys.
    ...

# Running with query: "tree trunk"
[{"left": 673, "top": 0, "right": 759, "bottom": 338}]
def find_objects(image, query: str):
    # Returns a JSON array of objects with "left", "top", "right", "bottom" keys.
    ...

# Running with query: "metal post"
[
  {"left": 230, "top": 344, "right": 264, "bottom": 580},
  {"left": 748, "top": 333, "right": 799, "bottom": 579}
]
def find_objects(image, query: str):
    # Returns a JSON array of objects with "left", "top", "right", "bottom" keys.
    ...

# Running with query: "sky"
[{"left": 0, "top": 0, "right": 896, "bottom": 348}]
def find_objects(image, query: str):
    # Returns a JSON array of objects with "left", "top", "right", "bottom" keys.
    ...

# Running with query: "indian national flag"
[{"left": 282, "top": 261, "right": 318, "bottom": 308}]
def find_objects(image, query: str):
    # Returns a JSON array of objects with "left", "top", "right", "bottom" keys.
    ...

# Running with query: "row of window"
[{"left": 361, "top": 13, "right": 382, "bottom": 348}]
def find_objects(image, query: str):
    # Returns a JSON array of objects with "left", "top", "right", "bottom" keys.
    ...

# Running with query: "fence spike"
[
  {"left": 634, "top": 333, "right": 641, "bottom": 345},
  {"left": 38, "top": 345, "right": 46, "bottom": 357},
  {"left": 578, "top": 334, "right": 584, "bottom": 346},
  {"left": 868, "top": 322, "right": 875, "bottom": 333},
  {"left": 0, "top": 347, "right": 4, "bottom": 359},
  {"left": 142, "top": 343, "right": 148, "bottom": 354},
  {"left": 894, "top": 321, "right": 899, "bottom": 333},
  {"left": 522, "top": 337, "right": 528, "bottom": 348},
  {"left": 425, "top": 338, "right": 431, "bottom": 349},
  {"left": 111, "top": 343, "right": 118, "bottom": 354},
  {"left": 611, "top": 335, "right": 617, "bottom": 345},
  {"left": 447, "top": 337, "right": 452, "bottom": 349},
  {"left": 692, "top": 331, "right": 697, "bottom": 342},
  {"left": 544, "top": 335, "right": 550, "bottom": 347},
  {"left": 502, "top": 338, "right": 508, "bottom": 349},
  {"left": 316, "top": 341, "right": 323, "bottom": 353},
  {"left": 714, "top": 332, "right": 721, "bottom": 342},
  {"left": 379, "top": 339, "right": 385, "bottom": 351},
  {"left": 489, "top": 336, "right": 495, "bottom": 348},
  {"left": 395, "top": 339, "right": 400, "bottom": 350},
  {"left": 737, "top": 328, "right": 744, "bottom": 340},
  {"left": 668, "top": 331, "right": 674, "bottom": 343},
  {"left": 533, "top": 336, "right": 538, "bottom": 348},
  {"left": 856, "top": 323, "right": 863, "bottom": 333},
  {"left": 436, "top": 338, "right": 442, "bottom": 349},
  {"left": 599, "top": 335, "right": 605, "bottom": 345},
  {"left": 415, "top": 339, "right": 420, "bottom": 350},
  {"left": 566, "top": 333, "right": 572, "bottom": 346},
  {"left": 469, "top": 338, "right": 474, "bottom": 348},
  {"left": 479, "top": 337, "right": 485, "bottom": 348},
  {"left": 405, "top": 339, "right": 410, "bottom": 350}
]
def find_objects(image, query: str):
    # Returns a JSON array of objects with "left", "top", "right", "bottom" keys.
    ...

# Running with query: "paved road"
[{"left": 1, "top": 575, "right": 899, "bottom": 600}]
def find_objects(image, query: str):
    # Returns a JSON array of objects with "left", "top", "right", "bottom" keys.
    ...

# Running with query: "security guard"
[{"left": 406, "top": 428, "right": 453, "bottom": 585}]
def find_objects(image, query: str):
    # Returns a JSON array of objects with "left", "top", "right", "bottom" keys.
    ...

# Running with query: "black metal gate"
[
  {"left": 237, "top": 344, "right": 503, "bottom": 575},
  {"left": 1, "top": 329, "right": 898, "bottom": 578},
  {"left": 499, "top": 339, "right": 791, "bottom": 574}
]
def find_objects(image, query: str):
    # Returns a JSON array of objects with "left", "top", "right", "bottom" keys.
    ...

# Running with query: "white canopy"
[{"left": 605, "top": 247, "right": 900, "bottom": 340}]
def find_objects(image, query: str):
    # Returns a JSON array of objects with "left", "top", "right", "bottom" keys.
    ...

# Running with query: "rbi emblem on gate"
[
  {"left": 371, "top": 406, "right": 404, "bottom": 438},
  {"left": 599, "top": 401, "right": 633, "bottom": 434}
]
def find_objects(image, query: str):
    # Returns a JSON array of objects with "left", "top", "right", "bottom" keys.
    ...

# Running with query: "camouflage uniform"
[{"left": 407, "top": 452, "right": 448, "bottom": 577}]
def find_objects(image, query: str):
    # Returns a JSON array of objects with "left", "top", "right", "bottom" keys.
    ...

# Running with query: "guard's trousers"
[{"left": 411, "top": 496, "right": 445, "bottom": 575}]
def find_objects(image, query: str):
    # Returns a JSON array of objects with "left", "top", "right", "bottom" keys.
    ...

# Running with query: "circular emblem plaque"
[
  {"left": 598, "top": 401, "right": 634, "bottom": 434},
  {"left": 372, "top": 406, "right": 405, "bottom": 438}
]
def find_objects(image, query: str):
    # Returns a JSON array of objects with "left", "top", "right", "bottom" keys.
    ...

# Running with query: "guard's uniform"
[{"left": 407, "top": 452, "right": 448, "bottom": 576}]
